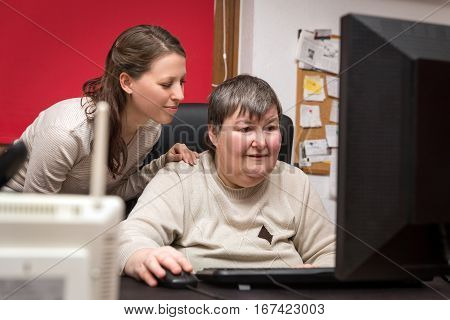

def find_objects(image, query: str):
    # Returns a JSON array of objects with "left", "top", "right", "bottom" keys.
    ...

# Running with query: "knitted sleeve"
[
  {"left": 23, "top": 125, "right": 81, "bottom": 193},
  {"left": 117, "top": 166, "right": 185, "bottom": 273},
  {"left": 292, "top": 175, "right": 336, "bottom": 267},
  {"left": 108, "top": 153, "right": 168, "bottom": 200}
]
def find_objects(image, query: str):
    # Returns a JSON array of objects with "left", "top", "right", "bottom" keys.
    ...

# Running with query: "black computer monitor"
[{"left": 336, "top": 14, "right": 450, "bottom": 282}]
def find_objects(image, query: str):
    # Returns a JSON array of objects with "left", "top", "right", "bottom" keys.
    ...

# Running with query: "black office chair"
[
  {"left": 0, "top": 141, "right": 27, "bottom": 189},
  {"left": 144, "top": 103, "right": 293, "bottom": 164}
]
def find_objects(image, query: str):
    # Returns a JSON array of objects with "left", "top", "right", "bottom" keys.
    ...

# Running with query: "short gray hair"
[{"left": 208, "top": 74, "right": 282, "bottom": 133}]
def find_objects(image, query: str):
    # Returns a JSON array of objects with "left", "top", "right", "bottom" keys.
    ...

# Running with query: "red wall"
[{"left": 0, "top": 0, "right": 214, "bottom": 143}]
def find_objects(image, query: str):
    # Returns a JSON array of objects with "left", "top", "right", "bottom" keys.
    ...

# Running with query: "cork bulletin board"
[{"left": 293, "top": 67, "right": 339, "bottom": 175}]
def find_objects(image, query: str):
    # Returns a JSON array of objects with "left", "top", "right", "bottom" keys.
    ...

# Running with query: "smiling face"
[
  {"left": 121, "top": 52, "right": 186, "bottom": 125},
  {"left": 209, "top": 105, "right": 282, "bottom": 188}
]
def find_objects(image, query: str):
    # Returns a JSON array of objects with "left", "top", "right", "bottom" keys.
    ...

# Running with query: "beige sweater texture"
[
  {"left": 119, "top": 151, "right": 336, "bottom": 272},
  {"left": 7, "top": 98, "right": 165, "bottom": 200}
]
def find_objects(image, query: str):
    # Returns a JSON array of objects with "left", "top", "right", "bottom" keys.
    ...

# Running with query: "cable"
[
  {"left": 265, "top": 274, "right": 314, "bottom": 300},
  {"left": 212, "top": 0, "right": 228, "bottom": 87},
  {"left": 222, "top": 0, "right": 228, "bottom": 82}
]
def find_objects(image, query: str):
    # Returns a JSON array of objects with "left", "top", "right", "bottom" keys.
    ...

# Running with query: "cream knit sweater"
[
  {"left": 6, "top": 98, "right": 165, "bottom": 200},
  {"left": 118, "top": 151, "right": 335, "bottom": 272}
]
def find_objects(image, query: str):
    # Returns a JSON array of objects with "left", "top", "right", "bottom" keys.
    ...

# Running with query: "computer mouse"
[{"left": 158, "top": 268, "right": 198, "bottom": 289}]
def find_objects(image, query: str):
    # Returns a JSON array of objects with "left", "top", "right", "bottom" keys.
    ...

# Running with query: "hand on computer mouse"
[
  {"left": 159, "top": 268, "right": 198, "bottom": 289},
  {"left": 124, "top": 246, "right": 193, "bottom": 287}
]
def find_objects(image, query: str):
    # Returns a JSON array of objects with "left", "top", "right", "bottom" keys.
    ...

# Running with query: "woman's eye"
[
  {"left": 160, "top": 83, "right": 172, "bottom": 88},
  {"left": 239, "top": 127, "right": 251, "bottom": 133},
  {"left": 266, "top": 125, "right": 279, "bottom": 131}
]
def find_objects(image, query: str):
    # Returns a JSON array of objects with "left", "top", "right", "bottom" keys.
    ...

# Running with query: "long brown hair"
[{"left": 82, "top": 25, "right": 185, "bottom": 176}]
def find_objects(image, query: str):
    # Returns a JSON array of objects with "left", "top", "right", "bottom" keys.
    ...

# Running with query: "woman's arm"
[
  {"left": 24, "top": 126, "right": 81, "bottom": 193},
  {"left": 118, "top": 166, "right": 191, "bottom": 285},
  {"left": 293, "top": 177, "right": 336, "bottom": 267},
  {"left": 109, "top": 143, "right": 198, "bottom": 200},
  {"left": 107, "top": 153, "right": 167, "bottom": 200}
]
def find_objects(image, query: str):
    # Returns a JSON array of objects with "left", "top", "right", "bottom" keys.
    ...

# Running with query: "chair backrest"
[
  {"left": 0, "top": 141, "right": 27, "bottom": 188},
  {"left": 145, "top": 103, "right": 293, "bottom": 164}
]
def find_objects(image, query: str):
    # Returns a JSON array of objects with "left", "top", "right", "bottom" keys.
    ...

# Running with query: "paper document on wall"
[
  {"left": 300, "top": 140, "right": 332, "bottom": 167},
  {"left": 300, "top": 105, "right": 322, "bottom": 128},
  {"left": 326, "top": 75, "right": 339, "bottom": 98},
  {"left": 296, "top": 34, "right": 314, "bottom": 70},
  {"left": 296, "top": 30, "right": 316, "bottom": 70},
  {"left": 329, "top": 148, "right": 338, "bottom": 199},
  {"left": 329, "top": 99, "right": 339, "bottom": 123},
  {"left": 320, "top": 39, "right": 340, "bottom": 74},
  {"left": 296, "top": 30, "right": 340, "bottom": 74},
  {"left": 303, "top": 76, "right": 325, "bottom": 101},
  {"left": 325, "top": 124, "right": 339, "bottom": 147},
  {"left": 298, "top": 143, "right": 311, "bottom": 167},
  {"left": 304, "top": 139, "right": 329, "bottom": 156}
]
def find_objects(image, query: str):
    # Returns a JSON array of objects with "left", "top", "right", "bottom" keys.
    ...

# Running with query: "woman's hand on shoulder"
[
  {"left": 124, "top": 246, "right": 193, "bottom": 287},
  {"left": 166, "top": 143, "right": 199, "bottom": 165}
]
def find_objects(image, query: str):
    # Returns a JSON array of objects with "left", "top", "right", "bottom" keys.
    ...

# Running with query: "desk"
[{"left": 120, "top": 276, "right": 449, "bottom": 300}]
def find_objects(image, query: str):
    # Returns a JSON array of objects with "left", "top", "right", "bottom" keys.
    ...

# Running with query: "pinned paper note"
[
  {"left": 326, "top": 75, "right": 339, "bottom": 98},
  {"left": 296, "top": 30, "right": 340, "bottom": 74},
  {"left": 329, "top": 148, "right": 338, "bottom": 199},
  {"left": 299, "top": 140, "right": 332, "bottom": 168},
  {"left": 304, "top": 139, "right": 329, "bottom": 156},
  {"left": 303, "top": 76, "right": 325, "bottom": 102},
  {"left": 299, "top": 158, "right": 312, "bottom": 167},
  {"left": 296, "top": 32, "right": 315, "bottom": 70},
  {"left": 305, "top": 77, "right": 322, "bottom": 92},
  {"left": 329, "top": 99, "right": 339, "bottom": 123},
  {"left": 300, "top": 105, "right": 322, "bottom": 128},
  {"left": 325, "top": 124, "right": 339, "bottom": 148}
]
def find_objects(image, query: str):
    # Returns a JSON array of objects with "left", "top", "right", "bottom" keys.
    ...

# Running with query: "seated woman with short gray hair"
[{"left": 119, "top": 74, "right": 335, "bottom": 287}]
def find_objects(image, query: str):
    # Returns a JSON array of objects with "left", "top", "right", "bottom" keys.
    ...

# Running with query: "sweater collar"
[{"left": 203, "top": 151, "right": 268, "bottom": 200}]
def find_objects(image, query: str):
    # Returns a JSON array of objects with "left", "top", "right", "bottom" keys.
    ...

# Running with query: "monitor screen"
[{"left": 336, "top": 14, "right": 450, "bottom": 282}]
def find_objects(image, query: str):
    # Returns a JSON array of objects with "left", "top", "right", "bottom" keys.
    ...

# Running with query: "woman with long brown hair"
[{"left": 5, "top": 25, "right": 198, "bottom": 199}]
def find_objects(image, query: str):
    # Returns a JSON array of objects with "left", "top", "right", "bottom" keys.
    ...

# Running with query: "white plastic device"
[{"left": 0, "top": 101, "right": 124, "bottom": 299}]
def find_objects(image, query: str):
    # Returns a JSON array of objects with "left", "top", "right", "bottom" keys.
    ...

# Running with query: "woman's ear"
[
  {"left": 208, "top": 124, "right": 218, "bottom": 148},
  {"left": 119, "top": 72, "right": 133, "bottom": 94}
]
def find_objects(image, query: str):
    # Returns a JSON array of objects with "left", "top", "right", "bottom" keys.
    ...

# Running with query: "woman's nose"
[
  {"left": 171, "top": 83, "right": 184, "bottom": 101},
  {"left": 251, "top": 130, "right": 267, "bottom": 148}
]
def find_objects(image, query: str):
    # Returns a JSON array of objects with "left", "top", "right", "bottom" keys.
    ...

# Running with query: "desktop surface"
[{"left": 120, "top": 276, "right": 449, "bottom": 300}]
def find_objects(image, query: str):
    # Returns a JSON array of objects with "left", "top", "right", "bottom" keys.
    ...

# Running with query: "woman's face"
[
  {"left": 209, "top": 105, "right": 282, "bottom": 188},
  {"left": 125, "top": 52, "right": 186, "bottom": 124}
]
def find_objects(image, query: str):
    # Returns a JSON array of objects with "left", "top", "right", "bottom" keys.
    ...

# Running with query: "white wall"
[{"left": 239, "top": 0, "right": 450, "bottom": 221}]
